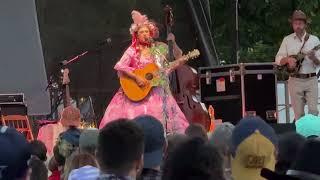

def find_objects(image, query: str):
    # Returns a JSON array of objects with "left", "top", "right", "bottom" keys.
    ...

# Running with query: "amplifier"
[
  {"left": 0, "top": 93, "right": 25, "bottom": 104},
  {"left": 0, "top": 93, "right": 27, "bottom": 115}
]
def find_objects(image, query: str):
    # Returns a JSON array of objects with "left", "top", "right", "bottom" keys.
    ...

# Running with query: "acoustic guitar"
[{"left": 120, "top": 49, "right": 200, "bottom": 101}]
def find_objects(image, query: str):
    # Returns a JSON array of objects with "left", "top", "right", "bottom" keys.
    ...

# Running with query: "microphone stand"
[
  {"left": 60, "top": 39, "right": 110, "bottom": 66},
  {"left": 47, "top": 39, "right": 110, "bottom": 119},
  {"left": 60, "top": 51, "right": 90, "bottom": 66}
]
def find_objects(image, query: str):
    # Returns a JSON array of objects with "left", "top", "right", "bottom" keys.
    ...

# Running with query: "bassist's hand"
[{"left": 167, "top": 33, "right": 176, "bottom": 43}]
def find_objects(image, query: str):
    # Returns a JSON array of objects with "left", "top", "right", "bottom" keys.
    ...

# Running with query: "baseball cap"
[
  {"left": 134, "top": 115, "right": 165, "bottom": 168},
  {"left": 58, "top": 127, "right": 81, "bottom": 158},
  {"left": 61, "top": 127, "right": 81, "bottom": 146},
  {"left": 0, "top": 126, "right": 31, "bottom": 180},
  {"left": 209, "top": 122, "right": 235, "bottom": 155},
  {"left": 231, "top": 116, "right": 278, "bottom": 180},
  {"left": 296, "top": 114, "right": 320, "bottom": 138}
]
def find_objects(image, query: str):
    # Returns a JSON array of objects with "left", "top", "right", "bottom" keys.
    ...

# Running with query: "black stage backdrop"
[{"left": 35, "top": 0, "right": 202, "bottom": 121}]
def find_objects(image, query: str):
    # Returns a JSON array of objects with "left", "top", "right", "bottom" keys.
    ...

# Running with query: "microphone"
[
  {"left": 59, "top": 60, "right": 68, "bottom": 66},
  {"left": 98, "top": 37, "right": 112, "bottom": 46}
]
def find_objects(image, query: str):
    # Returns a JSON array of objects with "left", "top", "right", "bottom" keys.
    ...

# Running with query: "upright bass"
[{"left": 164, "top": 5, "right": 211, "bottom": 131}]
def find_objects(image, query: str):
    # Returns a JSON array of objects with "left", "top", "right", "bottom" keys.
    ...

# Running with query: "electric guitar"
[
  {"left": 278, "top": 44, "right": 320, "bottom": 75},
  {"left": 120, "top": 49, "right": 200, "bottom": 101}
]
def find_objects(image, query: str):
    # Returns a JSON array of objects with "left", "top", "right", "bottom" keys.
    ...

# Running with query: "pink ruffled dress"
[{"left": 99, "top": 46, "right": 188, "bottom": 133}]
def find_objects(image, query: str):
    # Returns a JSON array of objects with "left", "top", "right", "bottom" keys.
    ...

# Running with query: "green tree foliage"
[{"left": 210, "top": 0, "right": 320, "bottom": 63}]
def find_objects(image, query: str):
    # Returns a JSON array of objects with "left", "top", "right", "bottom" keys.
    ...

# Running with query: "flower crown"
[{"left": 129, "top": 10, "right": 159, "bottom": 38}]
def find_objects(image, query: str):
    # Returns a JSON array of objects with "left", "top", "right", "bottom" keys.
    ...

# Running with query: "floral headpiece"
[{"left": 129, "top": 10, "right": 159, "bottom": 39}]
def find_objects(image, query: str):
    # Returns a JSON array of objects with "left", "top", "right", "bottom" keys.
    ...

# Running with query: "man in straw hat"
[{"left": 275, "top": 10, "right": 320, "bottom": 120}]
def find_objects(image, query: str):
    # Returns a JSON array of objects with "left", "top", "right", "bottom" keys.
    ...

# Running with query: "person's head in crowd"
[
  {"left": 286, "top": 138, "right": 320, "bottom": 180},
  {"left": 210, "top": 122, "right": 235, "bottom": 156},
  {"left": 134, "top": 116, "right": 165, "bottom": 179},
  {"left": 60, "top": 106, "right": 81, "bottom": 128},
  {"left": 30, "top": 140, "right": 47, "bottom": 162},
  {"left": 79, "top": 128, "right": 99, "bottom": 155},
  {"left": 275, "top": 132, "right": 306, "bottom": 175},
  {"left": 48, "top": 145, "right": 65, "bottom": 175},
  {"left": 63, "top": 151, "right": 78, "bottom": 180},
  {"left": 0, "top": 126, "right": 31, "bottom": 180},
  {"left": 64, "top": 152, "right": 98, "bottom": 180},
  {"left": 97, "top": 119, "right": 144, "bottom": 179},
  {"left": 57, "top": 128, "right": 81, "bottom": 179},
  {"left": 28, "top": 156, "right": 48, "bottom": 180},
  {"left": 296, "top": 114, "right": 320, "bottom": 138},
  {"left": 57, "top": 126, "right": 81, "bottom": 159},
  {"left": 164, "top": 133, "right": 187, "bottom": 161},
  {"left": 163, "top": 138, "right": 225, "bottom": 180},
  {"left": 209, "top": 122, "right": 235, "bottom": 180},
  {"left": 53, "top": 145, "right": 65, "bottom": 167},
  {"left": 231, "top": 116, "right": 278, "bottom": 180},
  {"left": 185, "top": 123, "right": 208, "bottom": 141},
  {"left": 67, "top": 152, "right": 100, "bottom": 180}
]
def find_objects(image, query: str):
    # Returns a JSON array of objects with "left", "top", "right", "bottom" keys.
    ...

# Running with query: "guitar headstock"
[
  {"left": 164, "top": 5, "right": 174, "bottom": 28},
  {"left": 62, "top": 68, "right": 70, "bottom": 85},
  {"left": 185, "top": 49, "right": 200, "bottom": 60}
]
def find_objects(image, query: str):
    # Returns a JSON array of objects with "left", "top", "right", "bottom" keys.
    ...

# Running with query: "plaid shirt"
[{"left": 138, "top": 169, "right": 162, "bottom": 180}]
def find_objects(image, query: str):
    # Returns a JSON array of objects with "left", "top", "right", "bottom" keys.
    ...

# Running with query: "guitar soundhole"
[{"left": 145, "top": 73, "right": 154, "bottom": 80}]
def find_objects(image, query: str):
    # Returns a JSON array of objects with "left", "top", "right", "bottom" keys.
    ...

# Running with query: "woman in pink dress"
[{"left": 99, "top": 10, "right": 189, "bottom": 133}]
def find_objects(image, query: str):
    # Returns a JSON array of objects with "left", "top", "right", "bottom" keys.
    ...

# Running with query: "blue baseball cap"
[
  {"left": 231, "top": 116, "right": 278, "bottom": 155},
  {"left": 0, "top": 126, "right": 31, "bottom": 180},
  {"left": 61, "top": 127, "right": 81, "bottom": 146},
  {"left": 134, "top": 115, "right": 165, "bottom": 168}
]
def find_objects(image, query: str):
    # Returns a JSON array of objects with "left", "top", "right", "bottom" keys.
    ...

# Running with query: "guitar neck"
[
  {"left": 63, "top": 84, "right": 71, "bottom": 107},
  {"left": 167, "top": 41, "right": 174, "bottom": 61},
  {"left": 306, "top": 44, "right": 320, "bottom": 55}
]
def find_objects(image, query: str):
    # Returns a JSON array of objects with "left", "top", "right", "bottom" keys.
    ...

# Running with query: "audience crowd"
[{"left": 1, "top": 105, "right": 320, "bottom": 180}]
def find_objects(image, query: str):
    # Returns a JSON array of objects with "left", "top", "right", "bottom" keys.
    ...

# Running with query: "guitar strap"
[
  {"left": 294, "top": 33, "right": 310, "bottom": 74},
  {"left": 299, "top": 33, "right": 310, "bottom": 54}
]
